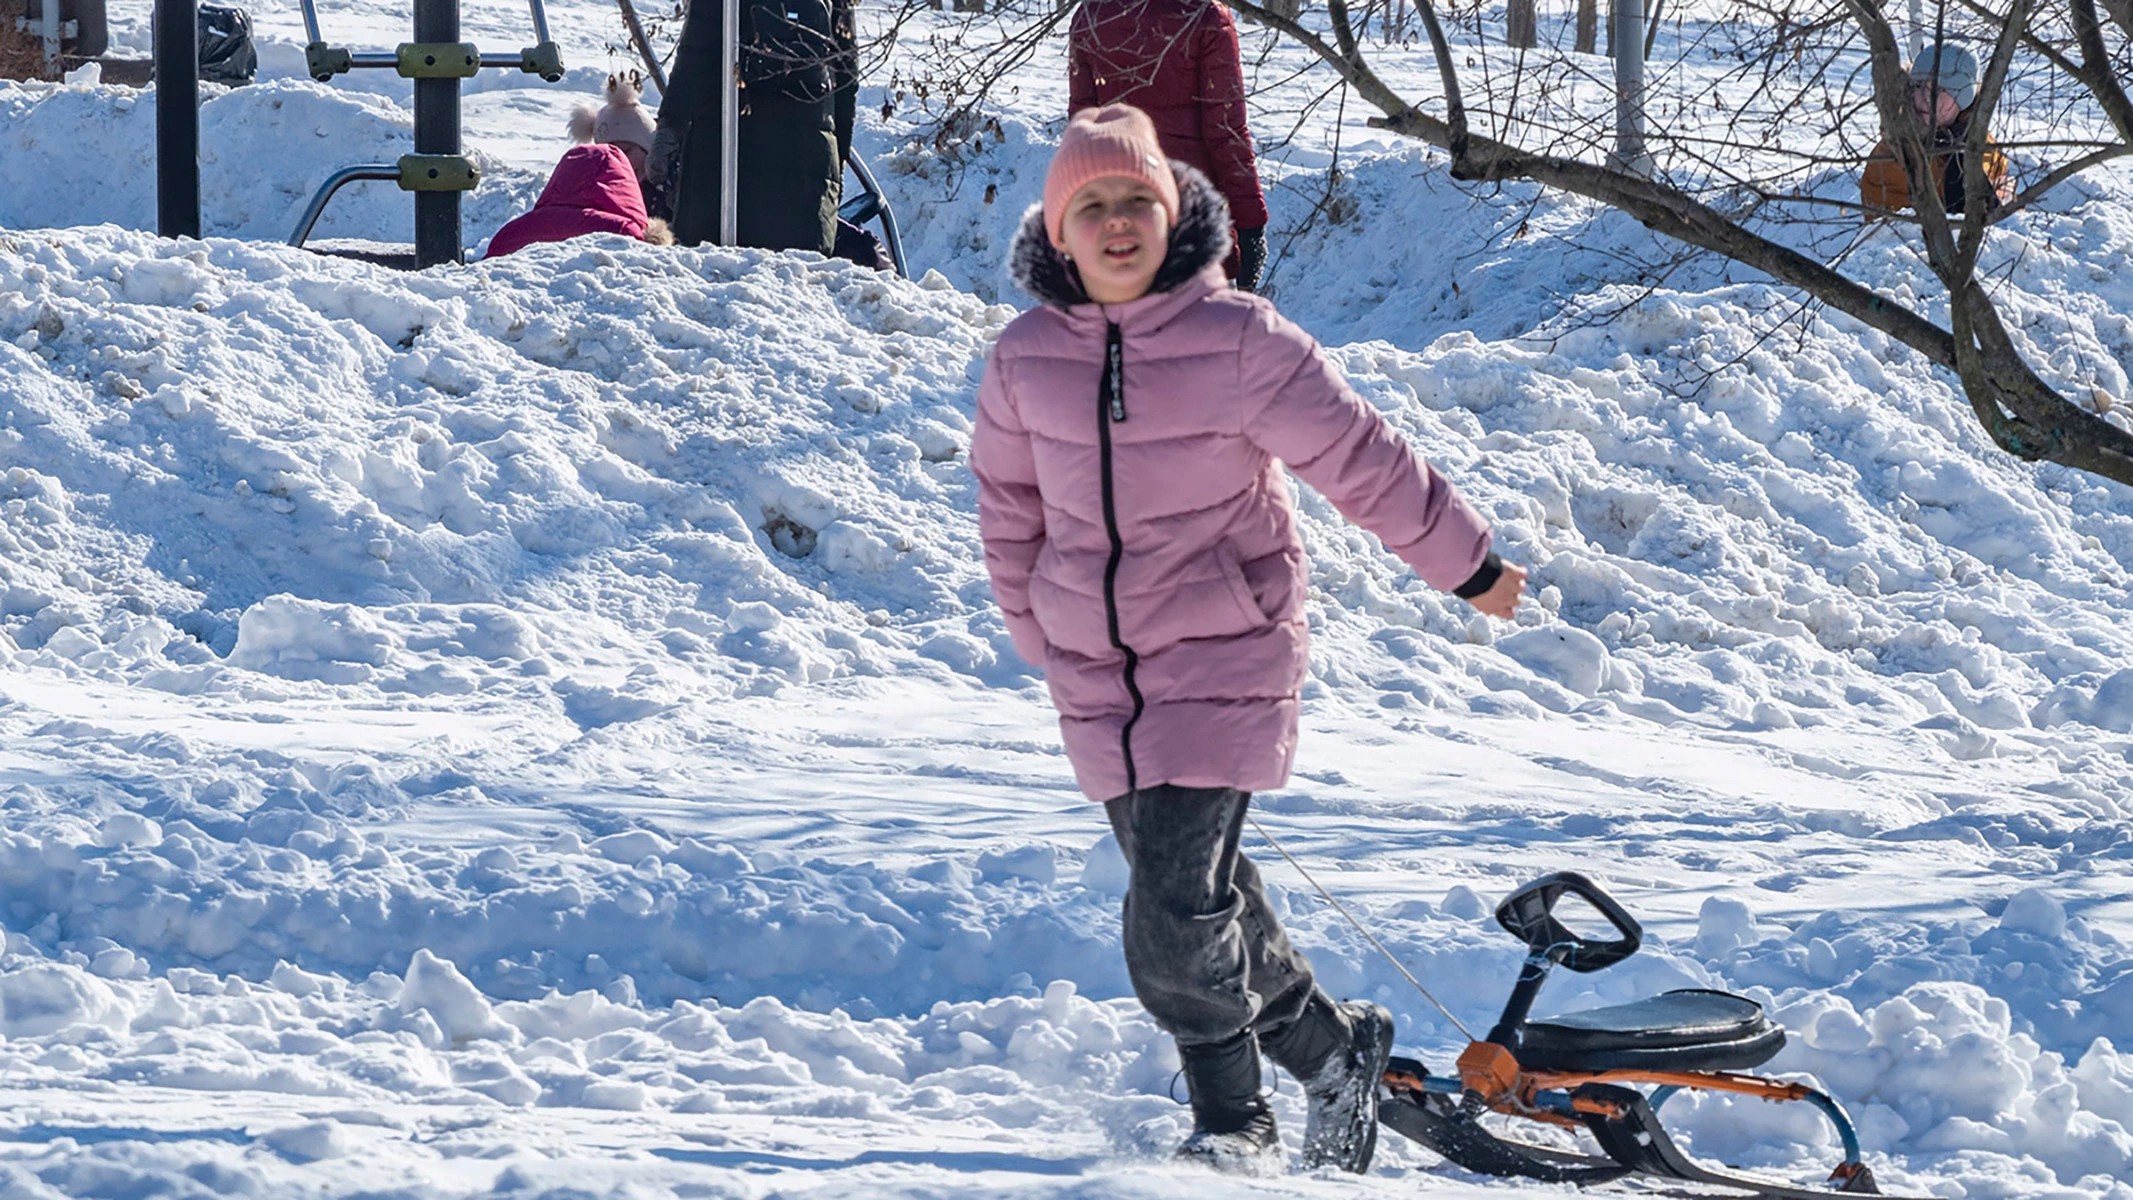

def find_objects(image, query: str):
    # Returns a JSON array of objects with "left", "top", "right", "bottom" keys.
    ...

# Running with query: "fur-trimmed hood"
[{"left": 1009, "top": 160, "right": 1233, "bottom": 309}]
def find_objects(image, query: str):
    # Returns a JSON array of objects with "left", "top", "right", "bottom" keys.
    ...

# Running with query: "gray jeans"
[{"left": 1104, "top": 785, "right": 1319, "bottom": 1047}]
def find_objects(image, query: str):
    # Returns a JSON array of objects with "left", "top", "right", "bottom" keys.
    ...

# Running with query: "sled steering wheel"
[{"left": 1494, "top": 871, "right": 1643, "bottom": 973}]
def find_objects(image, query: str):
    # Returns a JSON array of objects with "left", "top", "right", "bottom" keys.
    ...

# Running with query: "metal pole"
[
  {"left": 412, "top": 0, "right": 462, "bottom": 265},
  {"left": 41, "top": 0, "right": 61, "bottom": 76},
  {"left": 155, "top": 0, "right": 201, "bottom": 237},
  {"left": 718, "top": 0, "right": 738, "bottom": 245},
  {"left": 1609, "top": 0, "right": 1651, "bottom": 177}
]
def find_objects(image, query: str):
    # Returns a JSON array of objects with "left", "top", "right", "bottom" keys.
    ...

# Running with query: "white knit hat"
[{"left": 569, "top": 75, "right": 658, "bottom": 154}]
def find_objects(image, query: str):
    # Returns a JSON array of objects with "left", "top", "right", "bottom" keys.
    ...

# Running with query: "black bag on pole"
[
  {"left": 147, "top": 0, "right": 256, "bottom": 85},
  {"left": 196, "top": 2, "right": 256, "bottom": 84}
]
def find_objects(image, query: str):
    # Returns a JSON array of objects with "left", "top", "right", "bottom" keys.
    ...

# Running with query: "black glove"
[
  {"left": 644, "top": 125, "right": 684, "bottom": 222},
  {"left": 1236, "top": 225, "right": 1267, "bottom": 293}
]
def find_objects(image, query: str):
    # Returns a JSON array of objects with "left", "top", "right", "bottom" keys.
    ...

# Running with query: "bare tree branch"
[{"left": 1218, "top": 0, "right": 2133, "bottom": 484}]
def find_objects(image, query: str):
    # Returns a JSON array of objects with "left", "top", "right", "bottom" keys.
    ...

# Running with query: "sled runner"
[{"left": 1376, "top": 872, "right": 1910, "bottom": 1199}]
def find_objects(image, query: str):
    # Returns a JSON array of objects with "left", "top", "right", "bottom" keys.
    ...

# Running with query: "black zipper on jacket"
[{"left": 1095, "top": 320, "right": 1145, "bottom": 796}]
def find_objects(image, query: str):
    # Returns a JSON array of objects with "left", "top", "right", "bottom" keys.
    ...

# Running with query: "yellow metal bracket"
[{"left": 397, "top": 155, "right": 481, "bottom": 192}]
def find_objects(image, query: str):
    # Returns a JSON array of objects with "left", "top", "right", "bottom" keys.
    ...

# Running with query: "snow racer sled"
[{"left": 1377, "top": 872, "right": 1901, "bottom": 1199}]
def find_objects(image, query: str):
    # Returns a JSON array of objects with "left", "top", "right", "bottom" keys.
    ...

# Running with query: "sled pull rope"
[{"left": 1247, "top": 816, "right": 1476, "bottom": 1043}]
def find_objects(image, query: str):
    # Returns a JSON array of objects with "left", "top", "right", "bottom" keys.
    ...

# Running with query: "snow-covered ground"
[{"left": 1, "top": 3, "right": 2131, "bottom": 1198}]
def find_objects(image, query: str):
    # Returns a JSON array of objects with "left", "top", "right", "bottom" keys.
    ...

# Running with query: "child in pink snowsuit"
[{"left": 972, "top": 105, "right": 1526, "bottom": 1175}]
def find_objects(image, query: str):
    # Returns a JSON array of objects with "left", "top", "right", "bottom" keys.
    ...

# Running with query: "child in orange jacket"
[{"left": 1861, "top": 44, "right": 2012, "bottom": 217}]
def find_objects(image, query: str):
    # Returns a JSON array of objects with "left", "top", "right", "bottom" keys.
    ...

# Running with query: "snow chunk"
[
  {"left": 977, "top": 842, "right": 1056, "bottom": 885},
  {"left": 0, "top": 963, "right": 127, "bottom": 1037},
  {"left": 1999, "top": 889, "right": 2069, "bottom": 940},
  {"left": 228, "top": 596, "right": 396, "bottom": 684},
  {"left": 261, "top": 1120, "right": 348, "bottom": 1162},
  {"left": 1696, "top": 895, "right": 1758, "bottom": 957},
  {"left": 95, "top": 812, "right": 160, "bottom": 849},
  {"left": 1078, "top": 834, "right": 1129, "bottom": 896},
  {"left": 398, "top": 949, "right": 514, "bottom": 1045},
  {"left": 591, "top": 829, "right": 676, "bottom": 864},
  {"left": 1496, "top": 625, "right": 1610, "bottom": 698},
  {"left": 1441, "top": 885, "right": 1487, "bottom": 921}
]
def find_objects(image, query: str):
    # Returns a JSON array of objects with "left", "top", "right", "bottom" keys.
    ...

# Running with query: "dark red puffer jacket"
[
  {"left": 1068, "top": 0, "right": 1269, "bottom": 233},
  {"left": 487, "top": 144, "right": 649, "bottom": 258}
]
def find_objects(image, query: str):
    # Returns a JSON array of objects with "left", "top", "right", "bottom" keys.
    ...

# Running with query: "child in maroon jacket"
[
  {"left": 1068, "top": 0, "right": 1270, "bottom": 290},
  {"left": 486, "top": 144, "right": 673, "bottom": 259}
]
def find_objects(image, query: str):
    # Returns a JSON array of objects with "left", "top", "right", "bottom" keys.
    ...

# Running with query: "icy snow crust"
[{"left": 2, "top": 5, "right": 2132, "bottom": 1200}]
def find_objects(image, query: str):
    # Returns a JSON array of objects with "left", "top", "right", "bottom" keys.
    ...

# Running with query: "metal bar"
[
  {"left": 346, "top": 52, "right": 403, "bottom": 68},
  {"left": 525, "top": 0, "right": 550, "bottom": 47},
  {"left": 299, "top": 0, "right": 323, "bottom": 45},
  {"left": 1521, "top": 1068, "right": 1817, "bottom": 1102},
  {"left": 412, "top": 0, "right": 462, "bottom": 266},
  {"left": 844, "top": 150, "right": 906, "bottom": 276},
  {"left": 1801, "top": 1088, "right": 1864, "bottom": 1165},
  {"left": 155, "top": 0, "right": 200, "bottom": 238},
  {"left": 718, "top": 0, "right": 737, "bottom": 246},
  {"left": 287, "top": 165, "right": 400, "bottom": 247}
]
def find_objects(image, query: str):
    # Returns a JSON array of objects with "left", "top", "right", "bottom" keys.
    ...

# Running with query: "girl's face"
[
  {"left": 1908, "top": 83, "right": 1961, "bottom": 129},
  {"left": 1058, "top": 176, "right": 1172, "bottom": 304}
]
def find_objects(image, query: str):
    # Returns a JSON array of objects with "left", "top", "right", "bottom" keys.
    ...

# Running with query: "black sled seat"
[{"left": 1514, "top": 988, "right": 1785, "bottom": 1072}]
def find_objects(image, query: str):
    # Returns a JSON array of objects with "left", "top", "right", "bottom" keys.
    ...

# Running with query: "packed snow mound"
[
  {"left": 0, "top": 228, "right": 1022, "bottom": 698},
  {"left": 5, "top": 226, "right": 2130, "bottom": 753},
  {"left": 1, "top": 933, "right": 2129, "bottom": 1196}
]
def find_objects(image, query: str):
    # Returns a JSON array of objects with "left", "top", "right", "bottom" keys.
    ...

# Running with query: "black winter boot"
[
  {"left": 1174, "top": 1031, "right": 1283, "bottom": 1175},
  {"left": 1263, "top": 992, "right": 1396, "bottom": 1173}
]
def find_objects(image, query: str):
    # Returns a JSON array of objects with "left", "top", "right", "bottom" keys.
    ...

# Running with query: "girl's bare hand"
[{"left": 1467, "top": 561, "right": 1527, "bottom": 620}]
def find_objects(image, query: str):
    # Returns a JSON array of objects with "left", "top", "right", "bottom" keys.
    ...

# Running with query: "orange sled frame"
[{"left": 1374, "top": 873, "right": 1912, "bottom": 1199}]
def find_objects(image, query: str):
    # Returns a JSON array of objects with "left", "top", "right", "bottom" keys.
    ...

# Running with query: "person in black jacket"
[{"left": 649, "top": 0, "right": 857, "bottom": 253}]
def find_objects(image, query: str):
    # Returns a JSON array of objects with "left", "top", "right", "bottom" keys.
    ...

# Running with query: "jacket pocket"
[{"left": 1216, "top": 544, "right": 1271, "bottom": 630}]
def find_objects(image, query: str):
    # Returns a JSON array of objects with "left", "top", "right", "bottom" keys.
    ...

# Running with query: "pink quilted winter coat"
[{"left": 973, "top": 165, "right": 1495, "bottom": 803}]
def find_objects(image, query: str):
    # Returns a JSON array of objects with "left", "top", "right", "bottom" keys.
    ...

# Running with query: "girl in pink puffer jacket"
[{"left": 972, "top": 105, "right": 1526, "bottom": 1177}]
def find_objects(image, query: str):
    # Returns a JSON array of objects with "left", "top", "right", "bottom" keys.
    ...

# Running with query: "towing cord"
[{"left": 1248, "top": 815, "right": 1478, "bottom": 1045}]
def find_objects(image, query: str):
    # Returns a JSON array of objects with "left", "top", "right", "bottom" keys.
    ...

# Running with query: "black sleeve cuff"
[{"left": 1453, "top": 551, "right": 1503, "bottom": 600}]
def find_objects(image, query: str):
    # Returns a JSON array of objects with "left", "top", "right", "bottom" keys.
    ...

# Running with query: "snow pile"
[{"left": 5, "top": 224, "right": 2130, "bottom": 754}]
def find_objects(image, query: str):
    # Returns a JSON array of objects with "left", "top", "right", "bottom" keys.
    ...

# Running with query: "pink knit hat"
[{"left": 1043, "top": 105, "right": 1180, "bottom": 248}]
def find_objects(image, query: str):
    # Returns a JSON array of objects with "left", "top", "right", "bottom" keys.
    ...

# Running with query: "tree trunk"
[
  {"left": 1506, "top": 0, "right": 1537, "bottom": 47},
  {"left": 1575, "top": 0, "right": 1598, "bottom": 53},
  {"left": 2104, "top": 0, "right": 2133, "bottom": 39}
]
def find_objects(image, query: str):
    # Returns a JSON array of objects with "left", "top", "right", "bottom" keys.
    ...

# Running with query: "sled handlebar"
[{"left": 1495, "top": 871, "right": 1643, "bottom": 974}]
